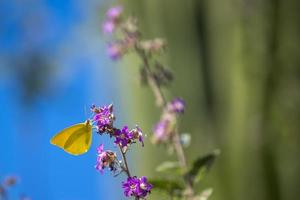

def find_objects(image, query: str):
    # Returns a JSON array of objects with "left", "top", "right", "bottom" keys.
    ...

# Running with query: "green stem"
[
  {"left": 118, "top": 145, "right": 131, "bottom": 177},
  {"left": 135, "top": 45, "right": 194, "bottom": 199},
  {"left": 135, "top": 45, "right": 166, "bottom": 107}
]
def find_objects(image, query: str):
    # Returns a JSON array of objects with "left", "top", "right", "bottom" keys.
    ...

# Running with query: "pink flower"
[
  {"left": 106, "top": 6, "right": 123, "bottom": 20},
  {"left": 122, "top": 176, "right": 152, "bottom": 198},
  {"left": 102, "top": 20, "right": 116, "bottom": 34},
  {"left": 107, "top": 43, "right": 124, "bottom": 60},
  {"left": 152, "top": 119, "right": 172, "bottom": 143},
  {"left": 102, "top": 6, "right": 123, "bottom": 34},
  {"left": 167, "top": 97, "right": 185, "bottom": 114},
  {"left": 91, "top": 104, "right": 115, "bottom": 134},
  {"left": 114, "top": 125, "right": 144, "bottom": 148}
]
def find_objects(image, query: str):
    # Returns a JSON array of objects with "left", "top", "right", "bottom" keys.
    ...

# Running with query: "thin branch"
[
  {"left": 172, "top": 125, "right": 187, "bottom": 167},
  {"left": 118, "top": 145, "right": 131, "bottom": 177},
  {"left": 135, "top": 46, "right": 167, "bottom": 107},
  {"left": 134, "top": 45, "right": 195, "bottom": 198}
]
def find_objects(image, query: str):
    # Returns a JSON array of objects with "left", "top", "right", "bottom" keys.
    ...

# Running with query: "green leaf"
[
  {"left": 194, "top": 188, "right": 213, "bottom": 200},
  {"left": 194, "top": 167, "right": 207, "bottom": 183},
  {"left": 149, "top": 179, "right": 184, "bottom": 195},
  {"left": 156, "top": 161, "right": 181, "bottom": 173},
  {"left": 186, "top": 149, "right": 220, "bottom": 183}
]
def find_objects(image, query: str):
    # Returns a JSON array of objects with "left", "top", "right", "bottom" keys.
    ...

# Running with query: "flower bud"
[
  {"left": 107, "top": 42, "right": 125, "bottom": 60},
  {"left": 167, "top": 97, "right": 185, "bottom": 114}
]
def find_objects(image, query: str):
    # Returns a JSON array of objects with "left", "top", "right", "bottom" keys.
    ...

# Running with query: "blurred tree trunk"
[{"left": 120, "top": 0, "right": 300, "bottom": 200}]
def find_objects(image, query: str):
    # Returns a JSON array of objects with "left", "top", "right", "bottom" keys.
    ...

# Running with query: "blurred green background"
[
  {"left": 1, "top": 0, "right": 299, "bottom": 199},
  {"left": 119, "top": 0, "right": 300, "bottom": 200}
]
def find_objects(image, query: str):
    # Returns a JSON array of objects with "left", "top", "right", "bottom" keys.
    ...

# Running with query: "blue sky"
[{"left": 0, "top": 0, "right": 126, "bottom": 199}]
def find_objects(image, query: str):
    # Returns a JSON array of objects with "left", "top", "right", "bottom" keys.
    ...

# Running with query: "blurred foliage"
[
  {"left": 149, "top": 178, "right": 184, "bottom": 197},
  {"left": 119, "top": 0, "right": 300, "bottom": 200},
  {"left": 0, "top": 176, "right": 30, "bottom": 200},
  {"left": 14, "top": 53, "right": 53, "bottom": 104},
  {"left": 186, "top": 149, "right": 220, "bottom": 184}
]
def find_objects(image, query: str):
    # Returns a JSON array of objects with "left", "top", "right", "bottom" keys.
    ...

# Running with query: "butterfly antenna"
[
  {"left": 84, "top": 105, "right": 92, "bottom": 120},
  {"left": 85, "top": 104, "right": 97, "bottom": 127},
  {"left": 84, "top": 105, "right": 88, "bottom": 119}
]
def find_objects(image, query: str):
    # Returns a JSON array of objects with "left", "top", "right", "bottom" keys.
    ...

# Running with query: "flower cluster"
[
  {"left": 102, "top": 5, "right": 165, "bottom": 60},
  {"left": 91, "top": 104, "right": 115, "bottom": 134},
  {"left": 152, "top": 98, "right": 185, "bottom": 143},
  {"left": 114, "top": 125, "right": 144, "bottom": 149},
  {"left": 92, "top": 104, "right": 150, "bottom": 198},
  {"left": 103, "top": 6, "right": 123, "bottom": 34},
  {"left": 122, "top": 176, "right": 152, "bottom": 199},
  {"left": 95, "top": 144, "right": 118, "bottom": 174},
  {"left": 99, "top": 4, "right": 218, "bottom": 200},
  {"left": 91, "top": 104, "right": 144, "bottom": 149},
  {"left": 98, "top": 5, "right": 183, "bottom": 199}
]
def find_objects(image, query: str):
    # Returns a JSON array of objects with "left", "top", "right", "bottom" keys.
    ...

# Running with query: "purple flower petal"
[
  {"left": 122, "top": 176, "right": 152, "bottom": 198},
  {"left": 106, "top": 6, "right": 123, "bottom": 20}
]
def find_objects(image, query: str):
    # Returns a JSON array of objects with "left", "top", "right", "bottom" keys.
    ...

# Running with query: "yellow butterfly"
[{"left": 50, "top": 120, "right": 93, "bottom": 155}]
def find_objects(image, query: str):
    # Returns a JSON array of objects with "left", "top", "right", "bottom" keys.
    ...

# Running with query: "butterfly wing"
[{"left": 50, "top": 122, "right": 92, "bottom": 155}]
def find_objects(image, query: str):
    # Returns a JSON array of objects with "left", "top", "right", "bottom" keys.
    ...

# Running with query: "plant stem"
[
  {"left": 135, "top": 46, "right": 166, "bottom": 107},
  {"left": 118, "top": 147, "right": 141, "bottom": 200},
  {"left": 118, "top": 145, "right": 131, "bottom": 177},
  {"left": 135, "top": 46, "right": 194, "bottom": 198}
]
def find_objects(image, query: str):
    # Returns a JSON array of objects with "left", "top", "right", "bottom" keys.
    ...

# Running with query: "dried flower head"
[
  {"left": 122, "top": 17, "right": 139, "bottom": 35},
  {"left": 140, "top": 38, "right": 166, "bottom": 53},
  {"left": 130, "top": 125, "right": 144, "bottom": 146},
  {"left": 95, "top": 144, "right": 118, "bottom": 174}
]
